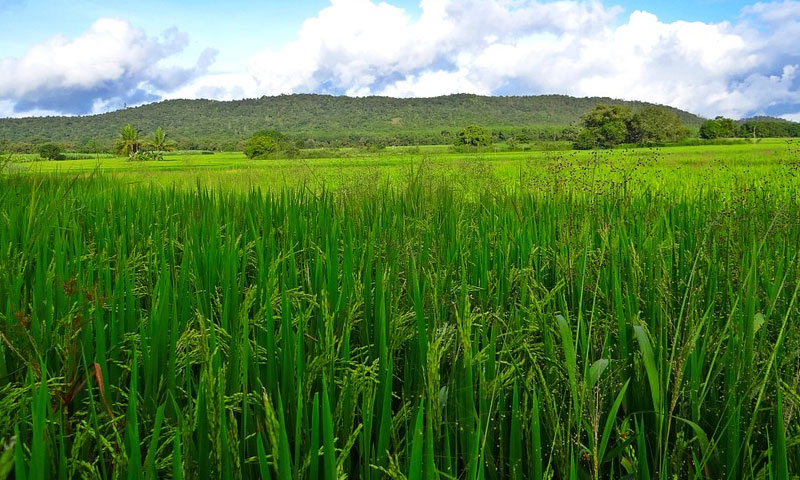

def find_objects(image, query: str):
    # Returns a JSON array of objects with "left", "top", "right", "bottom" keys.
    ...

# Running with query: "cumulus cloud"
[
  {"left": 0, "top": 18, "right": 216, "bottom": 115},
  {"left": 4, "top": 1, "right": 800, "bottom": 119},
  {"left": 246, "top": 0, "right": 621, "bottom": 97},
  {"left": 236, "top": 0, "right": 800, "bottom": 118}
]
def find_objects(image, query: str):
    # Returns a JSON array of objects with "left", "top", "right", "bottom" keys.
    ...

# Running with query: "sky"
[{"left": 1, "top": 0, "right": 799, "bottom": 120}]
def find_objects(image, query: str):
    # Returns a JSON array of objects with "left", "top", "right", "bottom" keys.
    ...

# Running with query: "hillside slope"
[{"left": 0, "top": 94, "right": 705, "bottom": 148}]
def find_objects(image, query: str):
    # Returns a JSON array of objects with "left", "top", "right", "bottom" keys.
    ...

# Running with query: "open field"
[
  {"left": 1, "top": 140, "right": 799, "bottom": 479},
  {"left": 7, "top": 139, "right": 799, "bottom": 194}
]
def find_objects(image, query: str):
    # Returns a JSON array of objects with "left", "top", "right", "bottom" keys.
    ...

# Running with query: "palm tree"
[
  {"left": 149, "top": 126, "right": 174, "bottom": 152},
  {"left": 115, "top": 124, "right": 142, "bottom": 160}
]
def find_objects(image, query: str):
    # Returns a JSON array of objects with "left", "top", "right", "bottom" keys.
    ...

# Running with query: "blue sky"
[{"left": 1, "top": 0, "right": 799, "bottom": 120}]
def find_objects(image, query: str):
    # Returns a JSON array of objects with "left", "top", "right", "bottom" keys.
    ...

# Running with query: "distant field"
[{"left": 9, "top": 139, "right": 799, "bottom": 193}]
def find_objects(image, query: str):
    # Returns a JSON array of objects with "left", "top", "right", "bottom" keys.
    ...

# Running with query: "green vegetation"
[
  {"left": 574, "top": 104, "right": 632, "bottom": 149},
  {"left": 627, "top": 106, "right": 690, "bottom": 145},
  {"left": 12, "top": 140, "right": 797, "bottom": 191},
  {"left": 1, "top": 141, "right": 799, "bottom": 478},
  {"left": 575, "top": 104, "right": 691, "bottom": 149},
  {"left": 0, "top": 94, "right": 707, "bottom": 151},
  {"left": 149, "top": 126, "right": 175, "bottom": 153},
  {"left": 112, "top": 124, "right": 174, "bottom": 161},
  {"left": 455, "top": 124, "right": 492, "bottom": 147},
  {"left": 244, "top": 130, "right": 298, "bottom": 159},
  {"left": 740, "top": 118, "right": 800, "bottom": 138},
  {"left": 37, "top": 143, "right": 65, "bottom": 161},
  {"left": 114, "top": 124, "right": 143, "bottom": 159},
  {"left": 700, "top": 116, "right": 800, "bottom": 139},
  {"left": 700, "top": 116, "right": 738, "bottom": 139}
]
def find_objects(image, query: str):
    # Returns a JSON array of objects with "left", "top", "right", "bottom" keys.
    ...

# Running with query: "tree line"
[
  {"left": 700, "top": 116, "right": 800, "bottom": 139},
  {"left": 0, "top": 94, "right": 705, "bottom": 151},
  {"left": 5, "top": 101, "right": 799, "bottom": 160}
]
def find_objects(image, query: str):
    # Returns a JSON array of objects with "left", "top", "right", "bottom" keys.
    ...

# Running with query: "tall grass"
[{"left": 0, "top": 172, "right": 798, "bottom": 479}]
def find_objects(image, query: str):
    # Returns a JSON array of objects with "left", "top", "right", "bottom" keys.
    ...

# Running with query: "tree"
[
  {"left": 699, "top": 120, "right": 721, "bottom": 139},
  {"left": 716, "top": 116, "right": 737, "bottom": 138},
  {"left": 700, "top": 117, "right": 737, "bottom": 139},
  {"left": 244, "top": 130, "right": 285, "bottom": 159},
  {"left": 455, "top": 125, "right": 491, "bottom": 147},
  {"left": 627, "top": 107, "right": 690, "bottom": 145},
  {"left": 149, "top": 127, "right": 175, "bottom": 152},
  {"left": 115, "top": 124, "right": 142, "bottom": 160},
  {"left": 38, "top": 143, "right": 65, "bottom": 161},
  {"left": 574, "top": 104, "right": 632, "bottom": 149},
  {"left": 573, "top": 128, "right": 602, "bottom": 150}
]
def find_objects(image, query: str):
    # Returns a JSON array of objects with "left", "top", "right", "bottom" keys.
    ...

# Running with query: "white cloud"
[
  {"left": 3, "top": 1, "right": 800, "bottom": 119},
  {"left": 742, "top": 1, "right": 800, "bottom": 23},
  {"left": 236, "top": 0, "right": 800, "bottom": 118},
  {"left": 163, "top": 72, "right": 260, "bottom": 101},
  {"left": 782, "top": 111, "right": 800, "bottom": 122},
  {"left": 380, "top": 68, "right": 491, "bottom": 97},
  {"left": 0, "top": 18, "right": 215, "bottom": 115}
]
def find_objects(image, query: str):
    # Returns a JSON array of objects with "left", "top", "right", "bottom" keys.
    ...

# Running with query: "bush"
[
  {"left": 573, "top": 129, "right": 601, "bottom": 150},
  {"left": 133, "top": 151, "right": 164, "bottom": 161},
  {"left": 245, "top": 130, "right": 286, "bottom": 159},
  {"left": 38, "top": 143, "right": 65, "bottom": 161}
]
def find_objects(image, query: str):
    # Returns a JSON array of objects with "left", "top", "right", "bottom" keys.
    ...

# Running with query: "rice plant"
[{"left": 0, "top": 171, "right": 798, "bottom": 479}]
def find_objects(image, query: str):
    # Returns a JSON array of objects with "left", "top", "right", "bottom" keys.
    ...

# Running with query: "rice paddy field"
[{"left": 1, "top": 140, "right": 800, "bottom": 479}]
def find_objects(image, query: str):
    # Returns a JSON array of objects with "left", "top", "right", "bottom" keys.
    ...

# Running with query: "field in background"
[
  {"left": 8, "top": 139, "right": 799, "bottom": 193},
  {"left": 1, "top": 139, "right": 799, "bottom": 479}
]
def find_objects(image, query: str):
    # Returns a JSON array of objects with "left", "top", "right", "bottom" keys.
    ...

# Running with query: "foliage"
[
  {"left": 149, "top": 126, "right": 175, "bottom": 152},
  {"left": 575, "top": 104, "right": 633, "bottom": 148},
  {"left": 627, "top": 107, "right": 690, "bottom": 145},
  {"left": 576, "top": 105, "right": 694, "bottom": 149},
  {"left": 699, "top": 119, "right": 721, "bottom": 139},
  {"left": 573, "top": 128, "right": 602, "bottom": 150},
  {"left": 700, "top": 117, "right": 737, "bottom": 139},
  {"left": 0, "top": 94, "right": 708, "bottom": 150},
  {"left": 715, "top": 116, "right": 738, "bottom": 137},
  {"left": 133, "top": 151, "right": 164, "bottom": 161},
  {"left": 455, "top": 124, "right": 492, "bottom": 147},
  {"left": 37, "top": 143, "right": 65, "bottom": 161},
  {"left": 739, "top": 119, "right": 800, "bottom": 138},
  {"left": 114, "top": 124, "right": 142, "bottom": 160},
  {"left": 244, "top": 130, "right": 286, "bottom": 159},
  {"left": 1, "top": 163, "right": 799, "bottom": 478}
]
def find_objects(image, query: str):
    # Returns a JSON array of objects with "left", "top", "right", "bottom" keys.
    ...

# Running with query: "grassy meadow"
[
  {"left": 9, "top": 139, "right": 797, "bottom": 192},
  {"left": 1, "top": 140, "right": 799, "bottom": 479}
]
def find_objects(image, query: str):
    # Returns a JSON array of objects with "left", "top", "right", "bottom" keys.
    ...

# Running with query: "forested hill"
[{"left": 0, "top": 94, "right": 705, "bottom": 149}]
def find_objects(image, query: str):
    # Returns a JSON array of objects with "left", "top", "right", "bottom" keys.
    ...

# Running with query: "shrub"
[
  {"left": 244, "top": 130, "right": 286, "bottom": 159},
  {"left": 573, "top": 128, "right": 601, "bottom": 150}
]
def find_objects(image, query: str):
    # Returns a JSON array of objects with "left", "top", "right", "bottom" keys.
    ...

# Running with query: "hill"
[{"left": 0, "top": 94, "right": 706, "bottom": 150}]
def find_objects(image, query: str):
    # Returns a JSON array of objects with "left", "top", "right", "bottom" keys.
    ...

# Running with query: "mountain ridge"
[{"left": 0, "top": 93, "right": 708, "bottom": 149}]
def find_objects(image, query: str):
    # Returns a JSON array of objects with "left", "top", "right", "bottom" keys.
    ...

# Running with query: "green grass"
[
  {"left": 10, "top": 139, "right": 798, "bottom": 192},
  {"left": 1, "top": 140, "right": 799, "bottom": 478}
]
